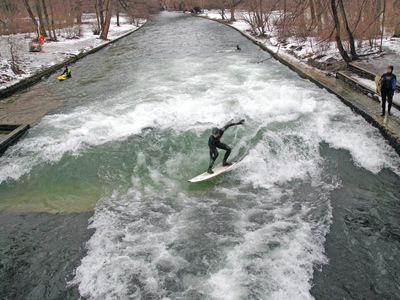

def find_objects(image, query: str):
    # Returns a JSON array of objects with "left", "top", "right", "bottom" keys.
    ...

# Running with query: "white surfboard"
[{"left": 188, "top": 162, "right": 237, "bottom": 183}]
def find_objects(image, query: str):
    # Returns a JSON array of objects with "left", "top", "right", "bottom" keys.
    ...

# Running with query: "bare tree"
[
  {"left": 34, "top": 0, "right": 47, "bottom": 36},
  {"left": 338, "top": 0, "right": 357, "bottom": 59},
  {"left": 22, "top": 0, "right": 39, "bottom": 36},
  {"left": 228, "top": 0, "right": 243, "bottom": 22},
  {"left": 99, "top": 0, "right": 112, "bottom": 40},
  {"left": 380, "top": 0, "right": 386, "bottom": 51},
  {"left": 41, "top": 0, "right": 54, "bottom": 40},
  {"left": 330, "top": 0, "right": 350, "bottom": 62},
  {"left": 8, "top": 37, "right": 23, "bottom": 75},
  {"left": 0, "top": 0, "right": 18, "bottom": 33},
  {"left": 94, "top": 0, "right": 101, "bottom": 34},
  {"left": 75, "top": 0, "right": 83, "bottom": 24},
  {"left": 48, "top": 0, "right": 57, "bottom": 40},
  {"left": 394, "top": 0, "right": 400, "bottom": 36},
  {"left": 116, "top": 0, "right": 120, "bottom": 26},
  {"left": 99, "top": 0, "right": 105, "bottom": 25}
]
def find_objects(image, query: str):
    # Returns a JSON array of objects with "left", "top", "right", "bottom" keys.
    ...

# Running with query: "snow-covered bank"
[
  {"left": 200, "top": 10, "right": 335, "bottom": 72},
  {"left": 200, "top": 10, "right": 400, "bottom": 72},
  {"left": 200, "top": 10, "right": 321, "bottom": 75},
  {"left": 0, "top": 14, "right": 146, "bottom": 90}
]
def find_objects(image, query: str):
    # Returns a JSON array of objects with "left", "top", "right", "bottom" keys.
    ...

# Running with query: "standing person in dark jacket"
[
  {"left": 208, "top": 119, "right": 245, "bottom": 174},
  {"left": 381, "top": 65, "right": 397, "bottom": 116}
]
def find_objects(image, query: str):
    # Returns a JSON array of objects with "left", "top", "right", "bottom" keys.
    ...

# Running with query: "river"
[{"left": 1, "top": 12, "right": 400, "bottom": 300}]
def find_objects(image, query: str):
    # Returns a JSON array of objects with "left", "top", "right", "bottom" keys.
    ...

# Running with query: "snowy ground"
[
  {"left": 385, "top": 37, "right": 400, "bottom": 54},
  {"left": 200, "top": 10, "right": 400, "bottom": 71},
  {"left": 0, "top": 14, "right": 146, "bottom": 90}
]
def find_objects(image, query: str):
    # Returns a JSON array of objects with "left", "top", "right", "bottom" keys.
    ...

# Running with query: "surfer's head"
[
  {"left": 212, "top": 127, "right": 220, "bottom": 138},
  {"left": 387, "top": 65, "right": 394, "bottom": 73}
]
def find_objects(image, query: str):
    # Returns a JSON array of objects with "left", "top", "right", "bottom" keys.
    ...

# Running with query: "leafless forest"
[
  {"left": 163, "top": 0, "right": 400, "bottom": 62},
  {"left": 0, "top": 0, "right": 159, "bottom": 40},
  {"left": 1, "top": 1, "right": 399, "bottom": 61}
]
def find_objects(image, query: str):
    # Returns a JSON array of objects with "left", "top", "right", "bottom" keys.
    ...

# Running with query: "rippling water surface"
[{"left": 1, "top": 12, "right": 400, "bottom": 300}]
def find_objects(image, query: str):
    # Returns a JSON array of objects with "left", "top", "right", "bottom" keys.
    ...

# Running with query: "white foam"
[
  {"left": 71, "top": 186, "right": 194, "bottom": 299},
  {"left": 206, "top": 204, "right": 332, "bottom": 300},
  {"left": 315, "top": 102, "right": 400, "bottom": 174},
  {"left": 1, "top": 57, "right": 398, "bottom": 183}
]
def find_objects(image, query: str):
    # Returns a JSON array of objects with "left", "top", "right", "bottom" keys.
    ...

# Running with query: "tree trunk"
[
  {"left": 35, "top": 0, "right": 47, "bottom": 37},
  {"left": 309, "top": 0, "right": 316, "bottom": 25},
  {"left": 230, "top": 1, "right": 235, "bottom": 22},
  {"left": 100, "top": 0, "right": 112, "bottom": 40},
  {"left": 308, "top": 0, "right": 320, "bottom": 34},
  {"left": 375, "top": 0, "right": 382, "bottom": 44},
  {"left": 338, "top": 0, "right": 357, "bottom": 59},
  {"left": 395, "top": 23, "right": 400, "bottom": 37},
  {"left": 259, "top": 0, "right": 265, "bottom": 35},
  {"left": 76, "top": 0, "right": 82, "bottom": 24},
  {"left": 394, "top": 0, "right": 400, "bottom": 37},
  {"left": 331, "top": 0, "right": 350, "bottom": 62},
  {"left": 281, "top": 0, "right": 287, "bottom": 39},
  {"left": 312, "top": 0, "right": 323, "bottom": 33},
  {"left": 220, "top": 8, "right": 225, "bottom": 20},
  {"left": 380, "top": 0, "right": 386, "bottom": 51},
  {"left": 99, "top": 0, "right": 105, "bottom": 26},
  {"left": 48, "top": 0, "right": 57, "bottom": 40},
  {"left": 95, "top": 0, "right": 101, "bottom": 33},
  {"left": 116, "top": 1, "right": 120, "bottom": 26},
  {"left": 22, "top": 0, "right": 39, "bottom": 36},
  {"left": 322, "top": 2, "right": 330, "bottom": 32},
  {"left": 41, "top": 0, "right": 53, "bottom": 40}
]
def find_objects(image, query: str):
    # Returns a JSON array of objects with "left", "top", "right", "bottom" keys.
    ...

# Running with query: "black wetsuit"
[{"left": 208, "top": 121, "right": 243, "bottom": 171}]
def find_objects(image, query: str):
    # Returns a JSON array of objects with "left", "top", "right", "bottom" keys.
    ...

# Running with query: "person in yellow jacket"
[{"left": 60, "top": 65, "right": 72, "bottom": 78}]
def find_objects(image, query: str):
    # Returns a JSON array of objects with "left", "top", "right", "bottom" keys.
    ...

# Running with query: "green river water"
[{"left": 1, "top": 12, "right": 400, "bottom": 300}]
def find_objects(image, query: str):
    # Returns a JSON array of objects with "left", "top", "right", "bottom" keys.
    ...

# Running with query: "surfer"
[
  {"left": 236, "top": 45, "right": 241, "bottom": 51},
  {"left": 60, "top": 65, "right": 72, "bottom": 78},
  {"left": 207, "top": 119, "right": 245, "bottom": 174},
  {"left": 380, "top": 65, "right": 397, "bottom": 116}
]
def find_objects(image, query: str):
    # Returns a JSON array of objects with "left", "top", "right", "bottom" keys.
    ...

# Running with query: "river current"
[{"left": 1, "top": 12, "right": 400, "bottom": 300}]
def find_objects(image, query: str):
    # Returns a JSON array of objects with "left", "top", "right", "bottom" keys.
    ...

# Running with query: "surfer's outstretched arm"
[{"left": 221, "top": 119, "right": 245, "bottom": 131}]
